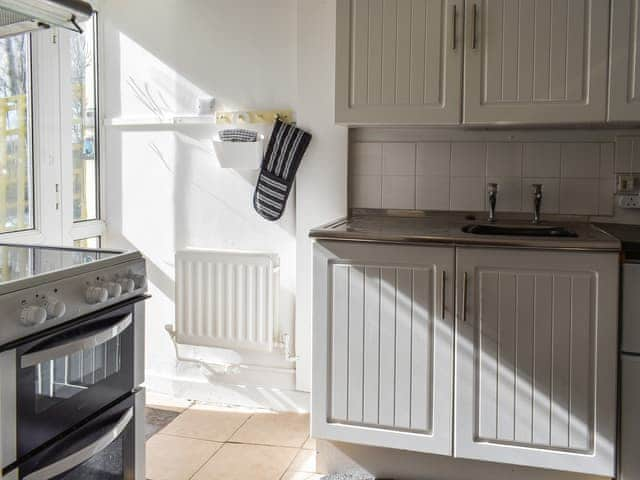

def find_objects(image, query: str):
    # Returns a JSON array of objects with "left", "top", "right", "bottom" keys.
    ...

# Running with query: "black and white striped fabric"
[
  {"left": 253, "top": 118, "right": 311, "bottom": 221},
  {"left": 219, "top": 128, "right": 258, "bottom": 142}
]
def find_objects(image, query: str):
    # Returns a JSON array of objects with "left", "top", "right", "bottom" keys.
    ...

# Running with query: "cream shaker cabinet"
[
  {"left": 463, "top": 0, "right": 609, "bottom": 124},
  {"left": 455, "top": 247, "right": 618, "bottom": 477},
  {"left": 336, "top": 0, "right": 611, "bottom": 125},
  {"left": 609, "top": 0, "right": 640, "bottom": 122},
  {"left": 312, "top": 241, "right": 455, "bottom": 455},
  {"left": 313, "top": 242, "right": 619, "bottom": 476},
  {"left": 335, "top": 0, "right": 464, "bottom": 125}
]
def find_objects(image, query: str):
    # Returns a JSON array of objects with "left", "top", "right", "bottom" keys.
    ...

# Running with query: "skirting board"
[
  {"left": 146, "top": 373, "right": 309, "bottom": 413},
  {"left": 317, "top": 440, "right": 608, "bottom": 480}
]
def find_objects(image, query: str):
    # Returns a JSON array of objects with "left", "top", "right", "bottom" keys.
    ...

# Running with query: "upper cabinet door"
[
  {"left": 335, "top": 0, "right": 463, "bottom": 125},
  {"left": 455, "top": 248, "right": 618, "bottom": 477},
  {"left": 609, "top": 0, "right": 640, "bottom": 122},
  {"left": 463, "top": 0, "right": 610, "bottom": 125}
]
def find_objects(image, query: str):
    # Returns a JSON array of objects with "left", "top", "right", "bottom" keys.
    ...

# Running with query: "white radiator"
[{"left": 175, "top": 249, "right": 279, "bottom": 352}]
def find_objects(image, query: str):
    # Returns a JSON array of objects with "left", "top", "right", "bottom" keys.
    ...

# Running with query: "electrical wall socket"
[
  {"left": 618, "top": 174, "right": 640, "bottom": 193},
  {"left": 618, "top": 194, "right": 640, "bottom": 209}
]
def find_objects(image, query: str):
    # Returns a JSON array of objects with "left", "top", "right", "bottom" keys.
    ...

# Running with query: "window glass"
[
  {"left": 73, "top": 236, "right": 101, "bottom": 249},
  {"left": 71, "top": 16, "right": 99, "bottom": 222},
  {"left": 0, "top": 35, "right": 32, "bottom": 234}
]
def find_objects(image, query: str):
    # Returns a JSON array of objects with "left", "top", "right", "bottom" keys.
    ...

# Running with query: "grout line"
[{"left": 279, "top": 447, "right": 304, "bottom": 480}]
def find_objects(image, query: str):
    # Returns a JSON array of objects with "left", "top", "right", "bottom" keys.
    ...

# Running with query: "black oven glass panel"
[
  {"left": 18, "top": 393, "right": 136, "bottom": 480},
  {"left": 50, "top": 433, "right": 126, "bottom": 480},
  {"left": 17, "top": 304, "right": 136, "bottom": 459},
  {"left": 34, "top": 335, "right": 122, "bottom": 414}
]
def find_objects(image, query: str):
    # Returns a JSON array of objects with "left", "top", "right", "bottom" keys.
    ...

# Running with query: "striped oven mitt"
[{"left": 253, "top": 118, "right": 312, "bottom": 221}]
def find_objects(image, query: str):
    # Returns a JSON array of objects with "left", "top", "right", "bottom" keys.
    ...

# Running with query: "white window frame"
[{"left": 0, "top": 16, "right": 106, "bottom": 246}]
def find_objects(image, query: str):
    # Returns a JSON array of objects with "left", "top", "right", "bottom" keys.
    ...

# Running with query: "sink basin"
[{"left": 462, "top": 224, "right": 578, "bottom": 238}]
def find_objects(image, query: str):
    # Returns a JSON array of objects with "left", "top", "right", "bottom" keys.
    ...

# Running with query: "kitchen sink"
[{"left": 462, "top": 224, "right": 578, "bottom": 238}]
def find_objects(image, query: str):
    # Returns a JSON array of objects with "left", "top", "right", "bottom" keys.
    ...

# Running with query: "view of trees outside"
[
  {"left": 0, "top": 34, "right": 32, "bottom": 234},
  {"left": 71, "top": 17, "right": 98, "bottom": 222}
]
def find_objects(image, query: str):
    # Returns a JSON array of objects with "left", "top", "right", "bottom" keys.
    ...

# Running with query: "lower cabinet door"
[
  {"left": 312, "top": 241, "right": 455, "bottom": 455},
  {"left": 455, "top": 248, "right": 618, "bottom": 477}
]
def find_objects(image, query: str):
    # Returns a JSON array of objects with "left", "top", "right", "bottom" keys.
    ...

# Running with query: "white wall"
[
  {"left": 295, "top": 0, "right": 349, "bottom": 391},
  {"left": 100, "top": 0, "right": 302, "bottom": 404}
]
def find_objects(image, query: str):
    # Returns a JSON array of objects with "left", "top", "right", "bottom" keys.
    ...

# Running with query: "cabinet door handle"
[
  {"left": 451, "top": 4, "right": 457, "bottom": 51},
  {"left": 441, "top": 270, "right": 446, "bottom": 320},
  {"left": 472, "top": 3, "right": 478, "bottom": 50},
  {"left": 462, "top": 272, "right": 469, "bottom": 322}
]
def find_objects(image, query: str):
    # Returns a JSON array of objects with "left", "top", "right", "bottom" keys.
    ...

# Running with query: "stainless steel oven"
[
  {"left": 0, "top": 297, "right": 145, "bottom": 472},
  {"left": 3, "top": 388, "right": 145, "bottom": 480}
]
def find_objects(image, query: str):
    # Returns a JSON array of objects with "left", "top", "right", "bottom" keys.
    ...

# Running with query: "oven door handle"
[
  {"left": 20, "top": 314, "right": 132, "bottom": 369},
  {"left": 23, "top": 407, "right": 133, "bottom": 480}
]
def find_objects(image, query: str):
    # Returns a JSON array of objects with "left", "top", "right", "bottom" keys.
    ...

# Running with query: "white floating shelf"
[{"left": 104, "top": 115, "right": 218, "bottom": 127}]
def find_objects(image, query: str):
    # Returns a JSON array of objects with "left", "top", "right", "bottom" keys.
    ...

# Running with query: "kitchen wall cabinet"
[
  {"left": 609, "top": 0, "right": 640, "bottom": 122},
  {"left": 335, "top": 0, "right": 463, "bottom": 125},
  {"left": 312, "top": 241, "right": 455, "bottom": 455},
  {"left": 463, "top": 0, "right": 609, "bottom": 124},
  {"left": 455, "top": 247, "right": 618, "bottom": 477},
  {"left": 336, "top": 0, "right": 611, "bottom": 125}
]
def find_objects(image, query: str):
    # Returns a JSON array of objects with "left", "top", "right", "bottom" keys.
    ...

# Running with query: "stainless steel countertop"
[{"left": 309, "top": 212, "right": 621, "bottom": 252}]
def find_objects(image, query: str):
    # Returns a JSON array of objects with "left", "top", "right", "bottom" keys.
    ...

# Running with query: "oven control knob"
[
  {"left": 41, "top": 297, "right": 66, "bottom": 319},
  {"left": 20, "top": 306, "right": 47, "bottom": 327},
  {"left": 85, "top": 286, "right": 109, "bottom": 304},
  {"left": 116, "top": 278, "right": 135, "bottom": 294},
  {"left": 129, "top": 273, "right": 146, "bottom": 289},
  {"left": 103, "top": 282, "right": 122, "bottom": 298}
]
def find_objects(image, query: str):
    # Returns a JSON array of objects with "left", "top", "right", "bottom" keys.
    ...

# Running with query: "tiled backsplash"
[{"left": 350, "top": 141, "right": 617, "bottom": 216}]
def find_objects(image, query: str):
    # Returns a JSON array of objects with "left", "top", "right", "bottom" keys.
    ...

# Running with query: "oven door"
[
  {"left": 5, "top": 389, "right": 145, "bottom": 480},
  {"left": 14, "top": 300, "right": 144, "bottom": 460}
]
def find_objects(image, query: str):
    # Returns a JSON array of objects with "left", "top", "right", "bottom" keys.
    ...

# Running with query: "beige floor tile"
[
  {"left": 287, "top": 449, "right": 327, "bottom": 474},
  {"left": 192, "top": 443, "right": 297, "bottom": 480},
  {"left": 230, "top": 412, "right": 310, "bottom": 447},
  {"left": 161, "top": 404, "right": 252, "bottom": 441},
  {"left": 146, "top": 391, "right": 193, "bottom": 413},
  {"left": 280, "top": 472, "right": 325, "bottom": 480},
  {"left": 302, "top": 436, "right": 316, "bottom": 450},
  {"left": 146, "top": 433, "right": 221, "bottom": 480}
]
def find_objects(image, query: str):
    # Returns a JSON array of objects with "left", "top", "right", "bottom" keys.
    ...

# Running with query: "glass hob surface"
[{"left": 0, "top": 244, "right": 120, "bottom": 283}]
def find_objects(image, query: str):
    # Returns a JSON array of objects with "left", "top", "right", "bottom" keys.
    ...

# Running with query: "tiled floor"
[{"left": 146, "top": 393, "right": 325, "bottom": 480}]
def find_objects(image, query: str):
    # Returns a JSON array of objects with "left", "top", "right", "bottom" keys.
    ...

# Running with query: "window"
[
  {"left": 0, "top": 16, "right": 104, "bottom": 245},
  {"left": 73, "top": 236, "right": 100, "bottom": 249},
  {"left": 0, "top": 35, "right": 32, "bottom": 234},
  {"left": 70, "top": 16, "right": 99, "bottom": 223}
]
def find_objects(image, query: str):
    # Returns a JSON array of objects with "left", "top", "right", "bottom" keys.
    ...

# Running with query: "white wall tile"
[
  {"left": 522, "top": 178, "right": 560, "bottom": 214},
  {"left": 615, "top": 138, "right": 632, "bottom": 173},
  {"left": 416, "top": 143, "right": 450, "bottom": 176},
  {"left": 486, "top": 143, "right": 522, "bottom": 177},
  {"left": 523, "top": 143, "right": 561, "bottom": 178},
  {"left": 599, "top": 144, "right": 614, "bottom": 179},
  {"left": 450, "top": 177, "right": 484, "bottom": 211},
  {"left": 416, "top": 175, "right": 450, "bottom": 210},
  {"left": 486, "top": 177, "right": 522, "bottom": 212},
  {"left": 351, "top": 143, "right": 382, "bottom": 175},
  {"left": 559, "top": 179, "right": 600, "bottom": 215},
  {"left": 561, "top": 143, "right": 600, "bottom": 178},
  {"left": 599, "top": 178, "right": 615, "bottom": 216},
  {"left": 451, "top": 143, "right": 486, "bottom": 177},
  {"left": 351, "top": 175, "right": 382, "bottom": 208},
  {"left": 382, "top": 176, "right": 415, "bottom": 209},
  {"left": 382, "top": 143, "right": 416, "bottom": 175}
]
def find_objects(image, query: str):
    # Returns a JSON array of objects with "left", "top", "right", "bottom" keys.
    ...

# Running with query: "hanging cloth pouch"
[{"left": 253, "top": 118, "right": 311, "bottom": 221}]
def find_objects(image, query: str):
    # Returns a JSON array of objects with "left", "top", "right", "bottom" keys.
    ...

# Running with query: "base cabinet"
[
  {"left": 313, "top": 241, "right": 619, "bottom": 477},
  {"left": 312, "top": 241, "right": 455, "bottom": 455},
  {"left": 455, "top": 248, "right": 618, "bottom": 477}
]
